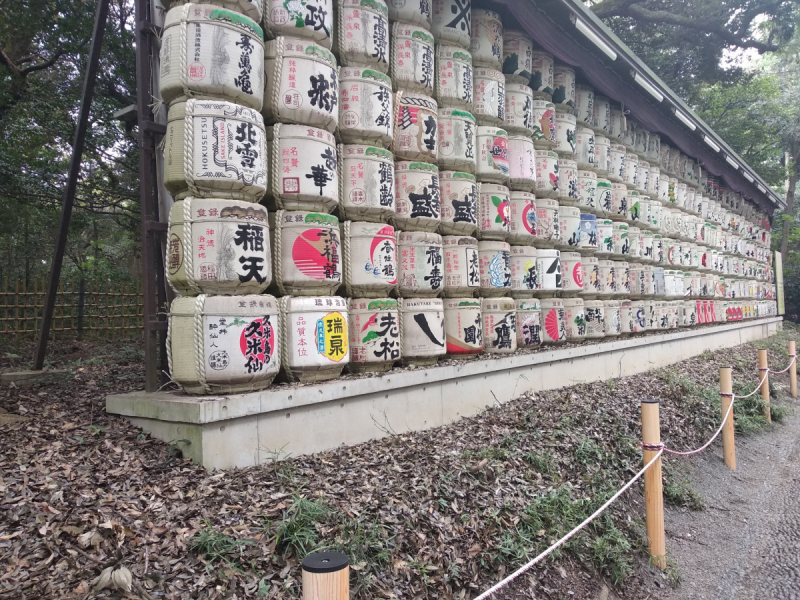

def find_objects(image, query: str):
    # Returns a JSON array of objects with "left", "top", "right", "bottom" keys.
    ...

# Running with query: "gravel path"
[{"left": 661, "top": 389, "right": 800, "bottom": 600}]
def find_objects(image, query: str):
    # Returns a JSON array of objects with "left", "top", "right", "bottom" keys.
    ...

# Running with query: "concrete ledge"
[
  {"left": 107, "top": 317, "right": 783, "bottom": 469},
  {"left": 1, "top": 369, "right": 71, "bottom": 387}
]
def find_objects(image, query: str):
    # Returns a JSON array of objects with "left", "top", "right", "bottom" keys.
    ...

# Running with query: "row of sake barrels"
[
  {"left": 164, "top": 196, "right": 771, "bottom": 298},
  {"left": 167, "top": 289, "right": 777, "bottom": 394}
]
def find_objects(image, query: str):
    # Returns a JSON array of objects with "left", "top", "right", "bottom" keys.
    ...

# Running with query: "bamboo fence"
[{"left": 0, "top": 278, "right": 143, "bottom": 341}]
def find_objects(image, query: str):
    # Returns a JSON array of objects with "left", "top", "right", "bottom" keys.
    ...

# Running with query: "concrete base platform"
[
  {"left": 107, "top": 317, "right": 783, "bottom": 470},
  {"left": 1, "top": 369, "right": 71, "bottom": 387}
]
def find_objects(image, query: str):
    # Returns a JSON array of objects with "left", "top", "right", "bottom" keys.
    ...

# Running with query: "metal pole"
[{"left": 33, "top": 0, "right": 111, "bottom": 370}]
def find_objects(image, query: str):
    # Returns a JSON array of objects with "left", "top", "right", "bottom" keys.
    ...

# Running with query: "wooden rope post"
[
  {"left": 758, "top": 349, "right": 771, "bottom": 423},
  {"left": 720, "top": 366, "right": 736, "bottom": 470},
  {"left": 790, "top": 341, "right": 798, "bottom": 399},
  {"left": 302, "top": 552, "right": 349, "bottom": 600},
  {"left": 641, "top": 399, "right": 666, "bottom": 569}
]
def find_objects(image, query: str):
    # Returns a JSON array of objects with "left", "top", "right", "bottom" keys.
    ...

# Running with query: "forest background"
[{"left": 1, "top": 0, "right": 799, "bottom": 321}]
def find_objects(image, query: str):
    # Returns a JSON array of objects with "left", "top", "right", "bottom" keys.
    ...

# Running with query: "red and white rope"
[
  {"left": 473, "top": 449, "right": 664, "bottom": 600},
  {"left": 735, "top": 368, "right": 771, "bottom": 400}
]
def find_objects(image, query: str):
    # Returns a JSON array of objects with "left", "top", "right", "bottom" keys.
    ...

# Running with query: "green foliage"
[
  {"left": 276, "top": 497, "right": 331, "bottom": 559},
  {"left": 191, "top": 522, "right": 255, "bottom": 569}
]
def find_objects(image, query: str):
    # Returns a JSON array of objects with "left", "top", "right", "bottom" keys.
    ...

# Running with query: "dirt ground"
[{"left": 0, "top": 327, "right": 797, "bottom": 599}]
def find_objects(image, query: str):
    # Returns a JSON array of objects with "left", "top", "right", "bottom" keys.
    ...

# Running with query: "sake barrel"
[
  {"left": 609, "top": 182, "right": 628, "bottom": 222},
  {"left": 164, "top": 99, "right": 267, "bottom": 202},
  {"left": 473, "top": 67, "right": 505, "bottom": 126},
  {"left": 604, "top": 300, "right": 621, "bottom": 336},
  {"left": 265, "top": 124, "right": 338, "bottom": 211},
  {"left": 393, "top": 92, "right": 438, "bottom": 161},
  {"left": 594, "top": 135, "right": 611, "bottom": 178},
  {"left": 437, "top": 108, "right": 477, "bottom": 172},
  {"left": 558, "top": 206, "right": 581, "bottom": 249},
  {"left": 561, "top": 251, "right": 583, "bottom": 294},
  {"left": 563, "top": 297, "right": 586, "bottom": 342},
  {"left": 502, "top": 30, "right": 534, "bottom": 84},
  {"left": 342, "top": 221, "right": 397, "bottom": 296},
  {"left": 652, "top": 234, "right": 664, "bottom": 264},
  {"left": 338, "top": 144, "right": 395, "bottom": 222},
  {"left": 168, "top": 294, "right": 280, "bottom": 394},
  {"left": 476, "top": 126, "right": 510, "bottom": 183},
  {"left": 504, "top": 82, "right": 534, "bottom": 135},
  {"left": 622, "top": 120, "right": 637, "bottom": 151},
  {"left": 516, "top": 299, "right": 541, "bottom": 347},
  {"left": 508, "top": 135, "right": 536, "bottom": 192},
  {"left": 469, "top": 9, "right": 502, "bottom": 69},
  {"left": 643, "top": 300, "right": 656, "bottom": 329},
  {"left": 439, "top": 171, "right": 478, "bottom": 235},
  {"left": 593, "top": 95, "right": 611, "bottom": 134},
  {"left": 554, "top": 111, "right": 577, "bottom": 156},
  {"left": 612, "top": 222, "right": 630, "bottom": 257},
  {"left": 628, "top": 226, "right": 642, "bottom": 261},
  {"left": 536, "top": 248, "right": 561, "bottom": 293},
  {"left": 394, "top": 161, "right": 441, "bottom": 231},
  {"left": 653, "top": 266, "right": 666, "bottom": 296},
  {"left": 167, "top": 198, "right": 272, "bottom": 296},
  {"left": 622, "top": 151, "right": 638, "bottom": 189},
  {"left": 530, "top": 50, "right": 554, "bottom": 98},
  {"left": 535, "top": 150, "right": 559, "bottom": 198},
  {"left": 482, "top": 297, "right": 517, "bottom": 353},
  {"left": 635, "top": 160, "right": 649, "bottom": 194},
  {"left": 635, "top": 126, "right": 649, "bottom": 158},
  {"left": 396, "top": 231, "right": 444, "bottom": 296},
  {"left": 578, "top": 212, "right": 597, "bottom": 255},
  {"left": 435, "top": 45, "right": 474, "bottom": 110},
  {"left": 478, "top": 240, "right": 511, "bottom": 296},
  {"left": 432, "top": 0, "right": 472, "bottom": 48},
  {"left": 648, "top": 199, "right": 663, "bottom": 232},
  {"left": 628, "top": 193, "right": 646, "bottom": 228},
  {"left": 647, "top": 164, "right": 660, "bottom": 197},
  {"left": 391, "top": 23, "right": 435, "bottom": 94},
  {"left": 608, "top": 143, "right": 626, "bottom": 183},
  {"left": 264, "top": 0, "right": 333, "bottom": 45},
  {"left": 531, "top": 100, "right": 556, "bottom": 149},
  {"left": 281, "top": 295, "right": 349, "bottom": 381},
  {"left": 596, "top": 218, "right": 613, "bottom": 255},
  {"left": 597, "top": 259, "right": 616, "bottom": 296},
  {"left": 683, "top": 300, "right": 698, "bottom": 326},
  {"left": 581, "top": 255, "right": 603, "bottom": 296},
  {"left": 347, "top": 298, "right": 400, "bottom": 371},
  {"left": 615, "top": 260, "right": 631, "bottom": 296},
  {"left": 263, "top": 37, "right": 338, "bottom": 131},
  {"left": 510, "top": 245, "right": 539, "bottom": 297},
  {"left": 444, "top": 298, "right": 483, "bottom": 357},
  {"left": 557, "top": 158, "right": 578, "bottom": 205},
  {"left": 584, "top": 300, "right": 605, "bottom": 339},
  {"left": 685, "top": 186, "right": 697, "bottom": 214},
  {"left": 476, "top": 183, "right": 510, "bottom": 240},
  {"left": 596, "top": 179, "right": 613, "bottom": 218},
  {"left": 609, "top": 107, "right": 626, "bottom": 142},
  {"left": 619, "top": 300, "right": 635, "bottom": 334},
  {"left": 533, "top": 197, "right": 560, "bottom": 248},
  {"left": 400, "top": 297, "right": 445, "bottom": 364},
  {"left": 659, "top": 142, "right": 672, "bottom": 175},
  {"left": 387, "top": 0, "right": 431, "bottom": 29},
  {"left": 338, "top": 68, "right": 393, "bottom": 145},
  {"left": 508, "top": 191, "right": 536, "bottom": 245},
  {"left": 576, "top": 170, "right": 598, "bottom": 214},
  {"left": 552, "top": 65, "right": 576, "bottom": 109},
  {"left": 160, "top": 5, "right": 265, "bottom": 110},
  {"left": 167, "top": 0, "right": 262, "bottom": 22},
  {"left": 540, "top": 298, "right": 566, "bottom": 343},
  {"left": 575, "top": 126, "right": 595, "bottom": 170},
  {"left": 335, "top": 0, "right": 389, "bottom": 71},
  {"left": 443, "top": 235, "right": 480, "bottom": 296},
  {"left": 271, "top": 210, "right": 342, "bottom": 294}
]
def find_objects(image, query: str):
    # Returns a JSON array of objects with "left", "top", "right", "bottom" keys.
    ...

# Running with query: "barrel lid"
[
  {"left": 349, "top": 297, "right": 398, "bottom": 310},
  {"left": 401, "top": 298, "right": 443, "bottom": 309},
  {"left": 437, "top": 107, "right": 476, "bottom": 122},
  {"left": 167, "top": 98, "right": 264, "bottom": 125},
  {"left": 170, "top": 198, "right": 268, "bottom": 226},
  {"left": 267, "top": 123, "right": 336, "bottom": 144},
  {"left": 481, "top": 297, "right": 515, "bottom": 310},
  {"left": 443, "top": 298, "right": 480, "bottom": 308},
  {"left": 392, "top": 21, "right": 434, "bottom": 45},
  {"left": 436, "top": 45, "right": 472, "bottom": 61},
  {"left": 265, "top": 37, "right": 336, "bottom": 65},
  {"left": 171, "top": 294, "right": 278, "bottom": 317},
  {"left": 164, "top": 4, "right": 264, "bottom": 39},
  {"left": 302, "top": 552, "right": 349, "bottom": 574},
  {"left": 272, "top": 210, "right": 339, "bottom": 228}
]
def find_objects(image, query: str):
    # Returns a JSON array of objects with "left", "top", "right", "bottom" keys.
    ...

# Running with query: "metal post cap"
[
  {"left": 302, "top": 552, "right": 349, "bottom": 574},
  {"left": 641, "top": 398, "right": 659, "bottom": 404}
]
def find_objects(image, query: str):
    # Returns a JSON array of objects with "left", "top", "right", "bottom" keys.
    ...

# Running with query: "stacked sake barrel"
[
  {"left": 160, "top": 2, "right": 282, "bottom": 394},
  {"left": 157, "top": 2, "right": 776, "bottom": 397}
]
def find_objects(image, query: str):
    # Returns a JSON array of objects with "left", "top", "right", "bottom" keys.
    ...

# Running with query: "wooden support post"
[
  {"left": 758, "top": 349, "right": 771, "bottom": 423},
  {"left": 302, "top": 552, "right": 349, "bottom": 600},
  {"left": 641, "top": 399, "right": 666, "bottom": 569},
  {"left": 720, "top": 367, "right": 736, "bottom": 470},
  {"left": 789, "top": 341, "right": 797, "bottom": 399}
]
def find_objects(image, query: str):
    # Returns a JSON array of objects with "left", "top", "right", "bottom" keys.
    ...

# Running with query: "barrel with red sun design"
[
  {"left": 343, "top": 222, "right": 397, "bottom": 297},
  {"left": 272, "top": 210, "right": 342, "bottom": 295}
]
